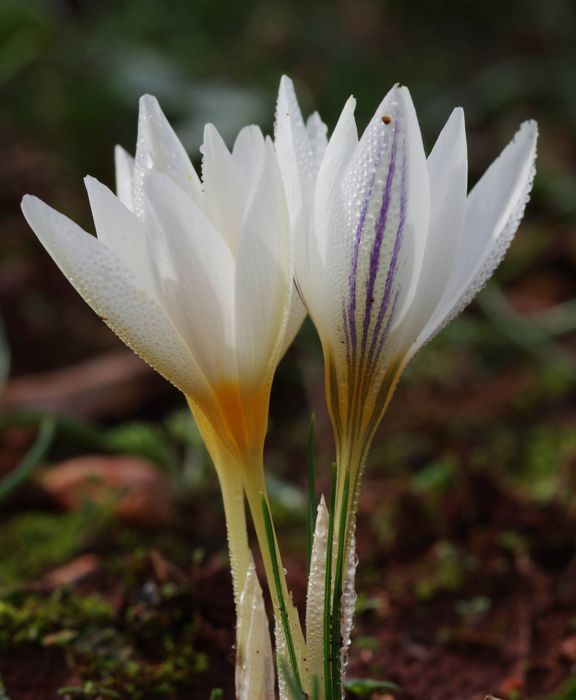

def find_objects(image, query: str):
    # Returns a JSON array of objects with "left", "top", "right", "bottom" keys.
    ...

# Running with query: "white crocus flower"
[
  {"left": 276, "top": 75, "right": 537, "bottom": 695},
  {"left": 276, "top": 75, "right": 537, "bottom": 489},
  {"left": 23, "top": 96, "right": 297, "bottom": 468},
  {"left": 21, "top": 94, "right": 308, "bottom": 697}
]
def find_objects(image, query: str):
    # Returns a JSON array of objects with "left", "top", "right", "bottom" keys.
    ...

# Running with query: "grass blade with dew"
[{"left": 260, "top": 494, "right": 304, "bottom": 698}]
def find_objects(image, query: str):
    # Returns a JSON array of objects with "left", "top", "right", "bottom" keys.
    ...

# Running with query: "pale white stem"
[
  {"left": 339, "top": 529, "right": 358, "bottom": 695},
  {"left": 305, "top": 496, "right": 330, "bottom": 696},
  {"left": 236, "top": 558, "right": 275, "bottom": 700},
  {"left": 274, "top": 617, "right": 289, "bottom": 700}
]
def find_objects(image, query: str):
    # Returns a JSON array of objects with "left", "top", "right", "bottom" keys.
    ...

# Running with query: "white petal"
[
  {"left": 389, "top": 86, "right": 431, "bottom": 327},
  {"left": 279, "top": 287, "right": 307, "bottom": 357},
  {"left": 299, "top": 97, "right": 357, "bottom": 337},
  {"left": 21, "top": 195, "right": 210, "bottom": 399},
  {"left": 143, "top": 171, "right": 236, "bottom": 384},
  {"left": 397, "top": 108, "right": 467, "bottom": 344},
  {"left": 274, "top": 75, "right": 318, "bottom": 223},
  {"left": 235, "top": 140, "right": 292, "bottom": 382},
  {"left": 202, "top": 123, "right": 249, "bottom": 253},
  {"left": 114, "top": 145, "right": 134, "bottom": 210},
  {"left": 414, "top": 120, "right": 538, "bottom": 351},
  {"left": 236, "top": 560, "right": 275, "bottom": 700},
  {"left": 132, "top": 94, "right": 203, "bottom": 220},
  {"left": 232, "top": 125, "right": 266, "bottom": 181},
  {"left": 306, "top": 111, "right": 328, "bottom": 173},
  {"left": 314, "top": 97, "right": 358, "bottom": 265},
  {"left": 84, "top": 176, "right": 157, "bottom": 299}
]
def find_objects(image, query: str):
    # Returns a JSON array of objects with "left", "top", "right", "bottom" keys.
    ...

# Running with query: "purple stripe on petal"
[
  {"left": 341, "top": 300, "right": 352, "bottom": 370},
  {"left": 371, "top": 287, "right": 401, "bottom": 376},
  {"left": 367, "top": 145, "right": 408, "bottom": 369},
  {"left": 360, "top": 125, "right": 399, "bottom": 357},
  {"left": 346, "top": 138, "right": 387, "bottom": 358}
]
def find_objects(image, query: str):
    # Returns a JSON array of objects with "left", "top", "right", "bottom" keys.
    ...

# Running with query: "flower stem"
[
  {"left": 213, "top": 457, "right": 251, "bottom": 607},
  {"left": 186, "top": 401, "right": 251, "bottom": 607},
  {"left": 242, "top": 459, "right": 307, "bottom": 693}
]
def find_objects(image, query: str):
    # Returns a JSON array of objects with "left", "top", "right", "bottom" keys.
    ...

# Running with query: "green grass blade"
[{"left": 260, "top": 494, "right": 304, "bottom": 698}]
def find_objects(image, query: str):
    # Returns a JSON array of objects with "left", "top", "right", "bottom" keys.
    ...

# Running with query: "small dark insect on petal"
[{"left": 381, "top": 115, "right": 392, "bottom": 125}]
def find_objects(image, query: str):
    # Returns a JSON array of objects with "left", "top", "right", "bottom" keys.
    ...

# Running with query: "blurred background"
[{"left": 1, "top": 1, "right": 576, "bottom": 699}]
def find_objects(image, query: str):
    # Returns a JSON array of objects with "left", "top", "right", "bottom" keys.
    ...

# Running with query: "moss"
[
  {"left": 0, "top": 584, "right": 208, "bottom": 698},
  {"left": 0, "top": 506, "right": 109, "bottom": 587},
  {"left": 0, "top": 590, "right": 112, "bottom": 647}
]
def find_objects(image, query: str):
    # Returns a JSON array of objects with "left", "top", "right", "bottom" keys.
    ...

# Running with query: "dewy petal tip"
[{"left": 139, "top": 93, "right": 159, "bottom": 109}]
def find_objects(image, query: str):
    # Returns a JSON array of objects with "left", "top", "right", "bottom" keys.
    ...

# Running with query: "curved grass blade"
[{"left": 0, "top": 415, "right": 55, "bottom": 503}]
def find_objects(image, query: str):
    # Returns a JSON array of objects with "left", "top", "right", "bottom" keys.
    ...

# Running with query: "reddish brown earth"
[{"left": 1, "top": 468, "right": 574, "bottom": 700}]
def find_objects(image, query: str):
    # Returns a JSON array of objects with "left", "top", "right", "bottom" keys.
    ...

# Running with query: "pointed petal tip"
[
  {"left": 504, "top": 119, "right": 538, "bottom": 161},
  {"left": 520, "top": 119, "right": 539, "bottom": 142},
  {"left": 21, "top": 193, "right": 47, "bottom": 218},
  {"left": 396, "top": 83, "right": 415, "bottom": 106},
  {"left": 21, "top": 193, "right": 39, "bottom": 218},
  {"left": 441, "top": 106, "right": 466, "bottom": 139},
  {"left": 114, "top": 143, "right": 132, "bottom": 158},
  {"left": 202, "top": 122, "right": 215, "bottom": 147},
  {"left": 139, "top": 93, "right": 159, "bottom": 109},
  {"left": 203, "top": 122, "right": 228, "bottom": 148},
  {"left": 278, "top": 75, "right": 298, "bottom": 105},
  {"left": 452, "top": 106, "right": 465, "bottom": 121},
  {"left": 203, "top": 121, "right": 216, "bottom": 136}
]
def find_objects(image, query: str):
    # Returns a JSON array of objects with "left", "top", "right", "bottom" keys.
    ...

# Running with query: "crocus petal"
[
  {"left": 388, "top": 87, "right": 431, "bottom": 327},
  {"left": 143, "top": 171, "right": 237, "bottom": 384},
  {"left": 114, "top": 145, "right": 134, "bottom": 211},
  {"left": 306, "top": 111, "right": 329, "bottom": 173},
  {"left": 302, "top": 97, "right": 357, "bottom": 336},
  {"left": 326, "top": 86, "right": 429, "bottom": 379},
  {"left": 275, "top": 75, "right": 322, "bottom": 223},
  {"left": 415, "top": 119, "right": 538, "bottom": 351},
  {"left": 279, "top": 288, "right": 307, "bottom": 357},
  {"left": 84, "top": 176, "right": 157, "bottom": 299},
  {"left": 202, "top": 123, "right": 250, "bottom": 253},
  {"left": 235, "top": 140, "right": 291, "bottom": 382},
  {"left": 132, "top": 94, "right": 203, "bottom": 220},
  {"left": 397, "top": 107, "right": 467, "bottom": 345},
  {"left": 21, "top": 195, "right": 210, "bottom": 399},
  {"left": 232, "top": 125, "right": 267, "bottom": 182}
]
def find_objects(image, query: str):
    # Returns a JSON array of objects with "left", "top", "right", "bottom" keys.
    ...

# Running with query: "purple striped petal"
[{"left": 340, "top": 94, "right": 409, "bottom": 382}]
